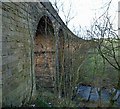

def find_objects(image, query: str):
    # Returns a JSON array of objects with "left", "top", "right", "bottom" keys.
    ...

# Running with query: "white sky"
[{"left": 50, "top": 0, "right": 119, "bottom": 36}]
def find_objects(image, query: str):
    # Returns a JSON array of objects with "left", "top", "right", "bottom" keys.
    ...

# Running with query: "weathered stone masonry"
[
  {"left": 118, "top": 1, "right": 120, "bottom": 37},
  {"left": 0, "top": 2, "right": 2, "bottom": 107},
  {"left": 1, "top": 2, "right": 86, "bottom": 107}
]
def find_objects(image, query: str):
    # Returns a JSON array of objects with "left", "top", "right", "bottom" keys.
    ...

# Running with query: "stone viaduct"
[
  {"left": 0, "top": 1, "right": 91, "bottom": 107},
  {"left": 118, "top": 2, "right": 120, "bottom": 57}
]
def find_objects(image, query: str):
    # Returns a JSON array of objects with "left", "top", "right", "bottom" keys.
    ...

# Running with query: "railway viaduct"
[{"left": 0, "top": 1, "right": 91, "bottom": 107}]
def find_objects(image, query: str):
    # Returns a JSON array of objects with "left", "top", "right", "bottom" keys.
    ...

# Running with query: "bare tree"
[
  {"left": 87, "top": 0, "right": 120, "bottom": 92},
  {"left": 86, "top": 2, "right": 120, "bottom": 106},
  {"left": 51, "top": 0, "right": 75, "bottom": 26},
  {"left": 52, "top": 0, "right": 64, "bottom": 13},
  {"left": 50, "top": 0, "right": 77, "bottom": 100},
  {"left": 72, "top": 25, "right": 81, "bottom": 37},
  {"left": 61, "top": 3, "right": 75, "bottom": 26},
  {"left": 88, "top": 15, "right": 120, "bottom": 84}
]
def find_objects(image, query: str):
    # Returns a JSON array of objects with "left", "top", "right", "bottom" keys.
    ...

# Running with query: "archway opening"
[
  {"left": 58, "top": 29, "right": 65, "bottom": 97},
  {"left": 34, "top": 16, "right": 55, "bottom": 91},
  {"left": 58, "top": 29, "right": 64, "bottom": 76}
]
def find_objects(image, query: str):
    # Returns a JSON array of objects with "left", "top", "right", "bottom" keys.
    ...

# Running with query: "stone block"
[
  {"left": 2, "top": 55, "right": 18, "bottom": 65},
  {"left": 90, "top": 87, "right": 99, "bottom": 101},
  {"left": 77, "top": 85, "right": 92, "bottom": 101}
]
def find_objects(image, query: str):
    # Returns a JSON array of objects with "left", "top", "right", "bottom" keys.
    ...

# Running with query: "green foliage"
[
  {"left": 35, "top": 98, "right": 51, "bottom": 107},
  {"left": 78, "top": 47, "right": 118, "bottom": 88}
]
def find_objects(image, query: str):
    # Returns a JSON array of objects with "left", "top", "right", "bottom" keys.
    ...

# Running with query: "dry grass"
[{"left": 33, "top": 89, "right": 77, "bottom": 108}]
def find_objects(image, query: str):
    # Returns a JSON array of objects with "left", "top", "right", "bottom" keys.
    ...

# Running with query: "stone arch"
[
  {"left": 36, "top": 15, "right": 54, "bottom": 36},
  {"left": 58, "top": 28, "right": 64, "bottom": 75},
  {"left": 34, "top": 15, "right": 55, "bottom": 91},
  {"left": 57, "top": 28, "right": 65, "bottom": 97},
  {"left": 34, "top": 13, "right": 56, "bottom": 37}
]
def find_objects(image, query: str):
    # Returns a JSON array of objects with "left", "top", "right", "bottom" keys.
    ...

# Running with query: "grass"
[
  {"left": 35, "top": 98, "right": 51, "bottom": 107},
  {"left": 31, "top": 89, "right": 77, "bottom": 108}
]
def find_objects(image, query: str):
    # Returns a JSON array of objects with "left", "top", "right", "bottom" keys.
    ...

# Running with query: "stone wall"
[
  {"left": 2, "top": 2, "right": 36, "bottom": 106},
  {"left": 1, "top": 1, "right": 86, "bottom": 107},
  {"left": 0, "top": 2, "right": 2, "bottom": 107},
  {"left": 118, "top": 1, "right": 120, "bottom": 37}
]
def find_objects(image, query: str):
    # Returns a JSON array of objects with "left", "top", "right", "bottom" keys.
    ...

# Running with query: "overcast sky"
[{"left": 50, "top": 0, "right": 119, "bottom": 35}]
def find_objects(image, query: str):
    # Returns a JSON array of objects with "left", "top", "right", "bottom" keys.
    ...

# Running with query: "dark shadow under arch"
[{"left": 36, "top": 15, "right": 54, "bottom": 36}]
